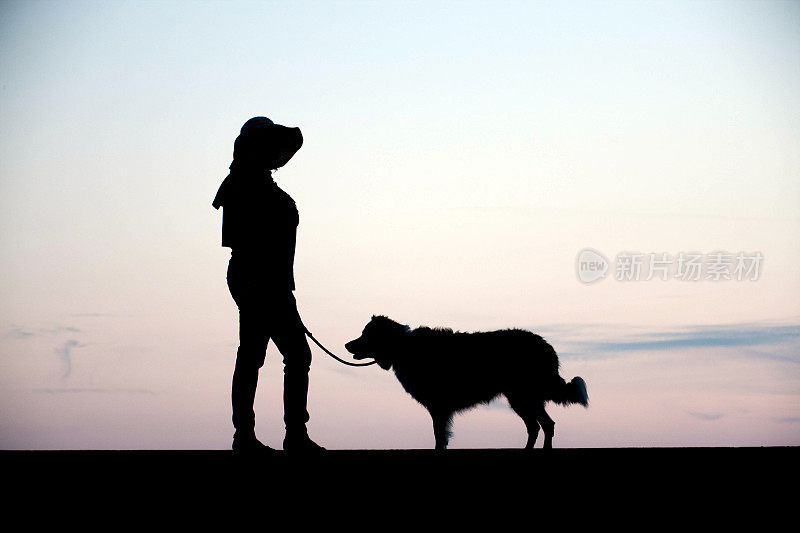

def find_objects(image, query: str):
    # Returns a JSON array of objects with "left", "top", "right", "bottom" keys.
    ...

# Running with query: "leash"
[{"left": 304, "top": 327, "right": 377, "bottom": 367}]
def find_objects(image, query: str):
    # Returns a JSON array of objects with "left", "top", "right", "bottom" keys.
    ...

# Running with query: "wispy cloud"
[
  {"left": 41, "top": 326, "right": 82, "bottom": 335},
  {"left": 54, "top": 339, "right": 84, "bottom": 378},
  {"left": 35, "top": 388, "right": 155, "bottom": 395},
  {"left": 3, "top": 324, "right": 89, "bottom": 377},
  {"left": 687, "top": 411, "right": 724, "bottom": 422},
  {"left": 556, "top": 321, "right": 800, "bottom": 362},
  {"left": 5, "top": 326, "right": 36, "bottom": 339},
  {"left": 5, "top": 324, "right": 82, "bottom": 339}
]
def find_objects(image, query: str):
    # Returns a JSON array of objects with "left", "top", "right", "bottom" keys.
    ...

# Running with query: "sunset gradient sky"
[{"left": 1, "top": 0, "right": 798, "bottom": 449}]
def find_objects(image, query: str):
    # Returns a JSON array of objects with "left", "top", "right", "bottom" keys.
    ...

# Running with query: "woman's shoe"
[
  {"left": 232, "top": 434, "right": 274, "bottom": 453},
  {"left": 283, "top": 431, "right": 325, "bottom": 453}
]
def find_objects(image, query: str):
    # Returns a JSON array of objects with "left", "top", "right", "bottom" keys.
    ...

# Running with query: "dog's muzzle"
[{"left": 345, "top": 339, "right": 369, "bottom": 359}]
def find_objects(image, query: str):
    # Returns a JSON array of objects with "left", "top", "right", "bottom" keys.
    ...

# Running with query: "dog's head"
[{"left": 345, "top": 315, "right": 409, "bottom": 370}]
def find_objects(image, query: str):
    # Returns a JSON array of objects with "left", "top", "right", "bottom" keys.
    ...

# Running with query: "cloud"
[
  {"left": 5, "top": 326, "right": 36, "bottom": 339},
  {"left": 3, "top": 324, "right": 88, "bottom": 377},
  {"left": 559, "top": 321, "right": 800, "bottom": 361},
  {"left": 54, "top": 339, "right": 84, "bottom": 378},
  {"left": 35, "top": 388, "right": 155, "bottom": 394},
  {"left": 687, "top": 411, "right": 724, "bottom": 421},
  {"left": 43, "top": 326, "right": 82, "bottom": 336},
  {"left": 5, "top": 324, "right": 82, "bottom": 338}
]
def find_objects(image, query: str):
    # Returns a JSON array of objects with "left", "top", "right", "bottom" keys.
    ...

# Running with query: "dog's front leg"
[{"left": 431, "top": 411, "right": 453, "bottom": 450}]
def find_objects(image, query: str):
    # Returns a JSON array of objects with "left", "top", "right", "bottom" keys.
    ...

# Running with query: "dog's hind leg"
[
  {"left": 506, "top": 394, "right": 541, "bottom": 449},
  {"left": 536, "top": 405, "right": 556, "bottom": 449},
  {"left": 430, "top": 410, "right": 453, "bottom": 450}
]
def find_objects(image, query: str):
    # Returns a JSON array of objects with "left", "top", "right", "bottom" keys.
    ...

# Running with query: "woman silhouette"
[{"left": 213, "top": 116, "right": 323, "bottom": 452}]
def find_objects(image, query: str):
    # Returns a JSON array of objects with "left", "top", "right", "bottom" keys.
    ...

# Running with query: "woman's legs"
[
  {"left": 231, "top": 306, "right": 269, "bottom": 442},
  {"left": 268, "top": 293, "right": 312, "bottom": 432},
  {"left": 270, "top": 293, "right": 323, "bottom": 451},
  {"left": 228, "top": 262, "right": 320, "bottom": 450}
]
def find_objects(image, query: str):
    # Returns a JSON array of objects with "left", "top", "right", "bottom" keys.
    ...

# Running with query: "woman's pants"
[{"left": 227, "top": 259, "right": 311, "bottom": 437}]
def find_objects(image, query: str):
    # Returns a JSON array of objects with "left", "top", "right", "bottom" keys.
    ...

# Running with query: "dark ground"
[{"left": 3, "top": 447, "right": 794, "bottom": 526}]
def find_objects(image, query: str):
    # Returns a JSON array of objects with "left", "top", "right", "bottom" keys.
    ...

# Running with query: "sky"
[{"left": 0, "top": 0, "right": 798, "bottom": 449}]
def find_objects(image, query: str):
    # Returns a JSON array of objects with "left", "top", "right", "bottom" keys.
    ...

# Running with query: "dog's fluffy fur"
[{"left": 346, "top": 315, "right": 588, "bottom": 449}]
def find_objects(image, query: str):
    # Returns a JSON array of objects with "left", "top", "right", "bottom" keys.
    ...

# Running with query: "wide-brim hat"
[{"left": 231, "top": 116, "right": 303, "bottom": 171}]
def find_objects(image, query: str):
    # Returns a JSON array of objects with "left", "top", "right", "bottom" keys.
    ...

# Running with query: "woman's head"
[{"left": 230, "top": 116, "right": 303, "bottom": 172}]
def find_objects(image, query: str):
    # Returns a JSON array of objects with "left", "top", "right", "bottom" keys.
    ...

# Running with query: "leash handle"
[{"left": 304, "top": 329, "right": 377, "bottom": 367}]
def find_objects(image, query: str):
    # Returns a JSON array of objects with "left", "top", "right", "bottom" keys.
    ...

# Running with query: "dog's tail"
[{"left": 551, "top": 376, "right": 589, "bottom": 407}]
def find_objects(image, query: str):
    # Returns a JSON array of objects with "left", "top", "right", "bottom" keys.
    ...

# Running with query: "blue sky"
[{"left": 1, "top": 0, "right": 798, "bottom": 449}]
